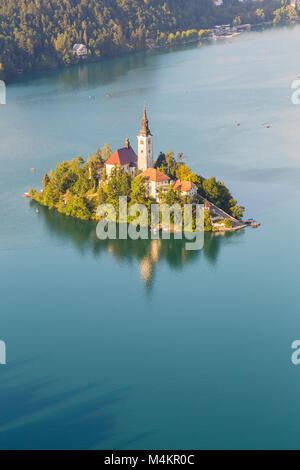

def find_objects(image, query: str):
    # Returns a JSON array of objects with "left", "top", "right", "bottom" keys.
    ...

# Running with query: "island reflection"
[{"left": 34, "top": 203, "right": 245, "bottom": 288}]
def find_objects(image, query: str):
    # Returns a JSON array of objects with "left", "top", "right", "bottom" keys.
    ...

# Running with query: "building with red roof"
[
  {"left": 105, "top": 137, "right": 137, "bottom": 176},
  {"left": 105, "top": 105, "right": 154, "bottom": 177},
  {"left": 139, "top": 168, "right": 170, "bottom": 200},
  {"left": 173, "top": 180, "right": 197, "bottom": 198}
]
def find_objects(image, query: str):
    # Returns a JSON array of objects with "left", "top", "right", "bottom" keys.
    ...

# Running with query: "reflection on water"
[
  {"left": 12, "top": 50, "right": 154, "bottom": 94},
  {"left": 33, "top": 203, "right": 245, "bottom": 288},
  {"left": 11, "top": 40, "right": 203, "bottom": 91}
]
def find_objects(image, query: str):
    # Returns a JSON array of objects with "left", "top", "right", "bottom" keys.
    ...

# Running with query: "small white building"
[
  {"left": 138, "top": 168, "right": 170, "bottom": 201},
  {"left": 73, "top": 44, "right": 88, "bottom": 57}
]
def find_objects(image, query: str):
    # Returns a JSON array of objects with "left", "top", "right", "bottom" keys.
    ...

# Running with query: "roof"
[
  {"left": 139, "top": 104, "right": 152, "bottom": 137},
  {"left": 73, "top": 43, "right": 87, "bottom": 51},
  {"left": 105, "top": 146, "right": 137, "bottom": 166},
  {"left": 139, "top": 168, "right": 170, "bottom": 183},
  {"left": 73, "top": 44, "right": 88, "bottom": 56},
  {"left": 173, "top": 180, "right": 196, "bottom": 192}
]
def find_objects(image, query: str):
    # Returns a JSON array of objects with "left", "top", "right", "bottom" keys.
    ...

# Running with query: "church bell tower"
[{"left": 137, "top": 105, "right": 153, "bottom": 172}]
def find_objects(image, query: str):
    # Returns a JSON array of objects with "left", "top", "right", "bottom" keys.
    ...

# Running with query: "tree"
[
  {"left": 54, "top": 161, "right": 79, "bottom": 193},
  {"left": 161, "top": 185, "right": 181, "bottom": 205},
  {"left": 204, "top": 209, "right": 212, "bottom": 232},
  {"left": 42, "top": 180, "right": 60, "bottom": 209},
  {"left": 64, "top": 196, "right": 91, "bottom": 220},
  {"left": 176, "top": 164, "right": 198, "bottom": 183},
  {"left": 255, "top": 9, "right": 265, "bottom": 22},
  {"left": 154, "top": 152, "right": 167, "bottom": 172},
  {"left": 87, "top": 155, "right": 103, "bottom": 190},
  {"left": 230, "top": 203, "right": 245, "bottom": 220},
  {"left": 95, "top": 185, "right": 107, "bottom": 207},
  {"left": 42, "top": 173, "right": 50, "bottom": 189},
  {"left": 130, "top": 175, "right": 148, "bottom": 204},
  {"left": 233, "top": 16, "right": 242, "bottom": 26},
  {"left": 165, "top": 150, "right": 176, "bottom": 176},
  {"left": 104, "top": 167, "right": 131, "bottom": 209},
  {"left": 101, "top": 143, "right": 112, "bottom": 162}
]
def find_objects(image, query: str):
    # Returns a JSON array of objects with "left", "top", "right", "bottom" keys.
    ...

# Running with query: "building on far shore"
[{"left": 73, "top": 44, "right": 88, "bottom": 57}]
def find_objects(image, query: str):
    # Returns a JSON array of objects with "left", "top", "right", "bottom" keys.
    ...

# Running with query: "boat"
[
  {"left": 251, "top": 222, "right": 261, "bottom": 227},
  {"left": 22, "top": 192, "right": 31, "bottom": 198}
]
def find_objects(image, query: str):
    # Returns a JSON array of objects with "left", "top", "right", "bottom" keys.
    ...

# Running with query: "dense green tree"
[
  {"left": 161, "top": 185, "right": 181, "bottom": 205},
  {"left": 104, "top": 166, "right": 131, "bottom": 209},
  {"left": 204, "top": 209, "right": 212, "bottom": 232},
  {"left": 42, "top": 180, "right": 60, "bottom": 209},
  {"left": 64, "top": 196, "right": 91, "bottom": 220},
  {"left": 54, "top": 161, "right": 79, "bottom": 193},
  {"left": 0, "top": 0, "right": 283, "bottom": 81},
  {"left": 130, "top": 175, "right": 148, "bottom": 204}
]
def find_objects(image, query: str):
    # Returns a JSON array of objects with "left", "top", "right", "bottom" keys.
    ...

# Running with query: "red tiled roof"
[
  {"left": 173, "top": 180, "right": 196, "bottom": 192},
  {"left": 139, "top": 168, "right": 170, "bottom": 183},
  {"left": 105, "top": 147, "right": 137, "bottom": 166}
]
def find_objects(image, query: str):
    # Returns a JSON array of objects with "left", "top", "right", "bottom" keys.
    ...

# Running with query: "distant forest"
[{"left": 0, "top": 0, "right": 286, "bottom": 80}]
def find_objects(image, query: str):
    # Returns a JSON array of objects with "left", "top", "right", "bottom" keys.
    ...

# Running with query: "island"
[{"left": 29, "top": 106, "right": 246, "bottom": 233}]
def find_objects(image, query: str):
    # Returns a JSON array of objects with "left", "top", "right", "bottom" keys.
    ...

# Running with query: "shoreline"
[
  {"left": 4, "top": 19, "right": 299, "bottom": 85},
  {"left": 27, "top": 192, "right": 250, "bottom": 234}
]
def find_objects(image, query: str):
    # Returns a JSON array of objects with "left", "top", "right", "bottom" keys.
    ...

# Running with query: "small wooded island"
[{"left": 29, "top": 106, "right": 245, "bottom": 232}]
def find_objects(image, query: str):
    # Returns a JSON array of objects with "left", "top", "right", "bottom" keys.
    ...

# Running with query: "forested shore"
[{"left": 0, "top": 0, "right": 294, "bottom": 81}]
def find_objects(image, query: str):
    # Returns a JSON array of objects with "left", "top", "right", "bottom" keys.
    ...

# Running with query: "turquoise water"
[{"left": 0, "top": 25, "right": 300, "bottom": 450}]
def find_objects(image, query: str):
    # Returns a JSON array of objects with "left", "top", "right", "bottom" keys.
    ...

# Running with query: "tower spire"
[
  {"left": 139, "top": 104, "right": 152, "bottom": 137},
  {"left": 137, "top": 104, "right": 154, "bottom": 171}
]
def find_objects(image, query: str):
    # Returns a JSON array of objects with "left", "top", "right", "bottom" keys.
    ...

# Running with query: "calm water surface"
[{"left": 0, "top": 25, "right": 300, "bottom": 449}]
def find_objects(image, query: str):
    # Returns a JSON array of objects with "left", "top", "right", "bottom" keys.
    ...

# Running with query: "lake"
[{"left": 0, "top": 24, "right": 300, "bottom": 450}]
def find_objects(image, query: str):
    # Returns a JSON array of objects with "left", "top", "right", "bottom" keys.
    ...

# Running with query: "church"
[
  {"left": 105, "top": 104, "right": 155, "bottom": 175},
  {"left": 104, "top": 105, "right": 196, "bottom": 201}
]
